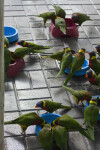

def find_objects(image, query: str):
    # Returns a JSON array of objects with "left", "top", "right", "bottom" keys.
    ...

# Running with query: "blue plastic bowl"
[
  {"left": 4, "top": 26, "right": 18, "bottom": 43},
  {"left": 35, "top": 113, "right": 61, "bottom": 135},
  {"left": 84, "top": 96, "right": 100, "bottom": 121},
  {"left": 65, "top": 57, "right": 89, "bottom": 76}
]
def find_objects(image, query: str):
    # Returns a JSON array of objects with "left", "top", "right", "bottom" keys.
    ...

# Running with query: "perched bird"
[
  {"left": 51, "top": 114, "right": 94, "bottom": 141},
  {"left": 53, "top": 5, "right": 66, "bottom": 18},
  {"left": 4, "top": 36, "right": 9, "bottom": 48},
  {"left": 38, "top": 124, "right": 53, "bottom": 150},
  {"left": 52, "top": 125, "right": 68, "bottom": 150},
  {"left": 16, "top": 40, "right": 51, "bottom": 50},
  {"left": 88, "top": 51, "right": 100, "bottom": 75},
  {"left": 41, "top": 48, "right": 66, "bottom": 61},
  {"left": 62, "top": 85, "right": 92, "bottom": 104},
  {"left": 71, "top": 12, "right": 93, "bottom": 26},
  {"left": 35, "top": 100, "right": 71, "bottom": 113},
  {"left": 84, "top": 97, "right": 99, "bottom": 140},
  {"left": 64, "top": 48, "right": 86, "bottom": 85},
  {"left": 36, "top": 12, "right": 56, "bottom": 25},
  {"left": 4, "top": 112, "right": 46, "bottom": 133},
  {"left": 56, "top": 48, "right": 76, "bottom": 77},
  {"left": 86, "top": 69, "right": 100, "bottom": 87},
  {"left": 55, "top": 17, "right": 66, "bottom": 34},
  {"left": 95, "top": 45, "right": 100, "bottom": 56}
]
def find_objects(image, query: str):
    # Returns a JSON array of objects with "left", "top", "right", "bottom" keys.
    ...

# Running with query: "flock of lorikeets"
[{"left": 4, "top": 5, "right": 100, "bottom": 150}]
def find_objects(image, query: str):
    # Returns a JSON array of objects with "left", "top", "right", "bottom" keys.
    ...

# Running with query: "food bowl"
[
  {"left": 35, "top": 113, "right": 61, "bottom": 135},
  {"left": 65, "top": 57, "right": 89, "bottom": 76},
  {"left": 50, "top": 18, "right": 79, "bottom": 38},
  {"left": 4, "top": 26, "right": 18, "bottom": 43},
  {"left": 84, "top": 96, "right": 100, "bottom": 121}
]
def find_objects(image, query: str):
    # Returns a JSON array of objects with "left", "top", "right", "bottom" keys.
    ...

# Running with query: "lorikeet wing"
[
  {"left": 4, "top": 36, "right": 9, "bottom": 48},
  {"left": 53, "top": 5, "right": 66, "bottom": 18},
  {"left": 55, "top": 17, "right": 66, "bottom": 34},
  {"left": 4, "top": 46, "right": 11, "bottom": 72}
]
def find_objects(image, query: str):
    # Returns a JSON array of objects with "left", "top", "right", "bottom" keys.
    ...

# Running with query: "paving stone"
[
  {"left": 4, "top": 6, "right": 24, "bottom": 11},
  {"left": 23, "top": 6, "right": 38, "bottom": 16},
  {"left": 14, "top": 17, "right": 30, "bottom": 28},
  {"left": 45, "top": 0, "right": 58, "bottom": 4},
  {"left": 29, "top": 21, "right": 44, "bottom": 28},
  {"left": 31, "top": 28, "right": 47, "bottom": 40},
  {"left": 18, "top": 33, "right": 33, "bottom": 41},
  {"left": 83, "top": 5, "right": 98, "bottom": 15},
  {"left": 5, "top": 82, "right": 14, "bottom": 91},
  {"left": 36, "top": 5, "right": 48, "bottom": 14},
  {"left": 41, "top": 58, "right": 57, "bottom": 69},
  {"left": 68, "top": 0, "right": 92, "bottom": 4},
  {"left": 26, "top": 136, "right": 41, "bottom": 149},
  {"left": 18, "top": 28, "right": 31, "bottom": 34},
  {"left": 35, "top": 39, "right": 64, "bottom": 46},
  {"left": 71, "top": 5, "right": 86, "bottom": 13},
  {"left": 89, "top": 38, "right": 100, "bottom": 44},
  {"left": 5, "top": 91, "right": 18, "bottom": 111},
  {"left": 24, "top": 62, "right": 41, "bottom": 71},
  {"left": 18, "top": 89, "right": 50, "bottom": 100},
  {"left": 47, "top": 77, "right": 66, "bottom": 87},
  {"left": 91, "top": 0, "right": 100, "bottom": 4},
  {"left": 4, "top": 11, "right": 25, "bottom": 17},
  {"left": 4, "top": 112, "right": 19, "bottom": 122},
  {"left": 4, "top": 17, "right": 16, "bottom": 27},
  {"left": 22, "top": 0, "right": 46, "bottom": 5},
  {"left": 83, "top": 26, "right": 100, "bottom": 38}
]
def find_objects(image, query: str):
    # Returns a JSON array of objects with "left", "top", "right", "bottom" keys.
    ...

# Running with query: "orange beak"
[
  {"left": 16, "top": 42, "right": 18, "bottom": 45},
  {"left": 86, "top": 74, "right": 88, "bottom": 78},
  {"left": 35, "top": 106, "right": 38, "bottom": 108},
  {"left": 95, "top": 48, "right": 97, "bottom": 51},
  {"left": 87, "top": 52, "right": 89, "bottom": 54}
]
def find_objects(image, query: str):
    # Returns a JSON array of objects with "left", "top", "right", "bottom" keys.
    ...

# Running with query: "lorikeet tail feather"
[
  {"left": 63, "top": 72, "right": 74, "bottom": 85},
  {"left": 41, "top": 55, "right": 49, "bottom": 59},
  {"left": 60, "top": 105, "right": 71, "bottom": 110},
  {"left": 4, "top": 120, "right": 16, "bottom": 125},
  {"left": 60, "top": 26, "right": 66, "bottom": 34},
  {"left": 36, "top": 15, "right": 41, "bottom": 17},
  {"left": 88, "top": 127, "right": 95, "bottom": 141},
  {"left": 56, "top": 69, "right": 64, "bottom": 77}
]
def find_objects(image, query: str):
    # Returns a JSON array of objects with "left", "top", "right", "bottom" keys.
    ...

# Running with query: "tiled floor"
[{"left": 4, "top": 0, "right": 100, "bottom": 150}]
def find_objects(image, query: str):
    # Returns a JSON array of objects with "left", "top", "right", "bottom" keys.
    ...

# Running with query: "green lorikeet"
[
  {"left": 4, "top": 36, "right": 9, "bottom": 48},
  {"left": 55, "top": 17, "right": 66, "bottom": 34},
  {"left": 56, "top": 48, "right": 76, "bottom": 77},
  {"left": 38, "top": 124, "right": 53, "bottom": 150},
  {"left": 84, "top": 97, "right": 99, "bottom": 140},
  {"left": 88, "top": 51, "right": 100, "bottom": 75},
  {"left": 86, "top": 69, "right": 100, "bottom": 87},
  {"left": 35, "top": 100, "right": 71, "bottom": 113},
  {"left": 51, "top": 114, "right": 94, "bottom": 141},
  {"left": 36, "top": 12, "right": 56, "bottom": 25},
  {"left": 71, "top": 12, "right": 93, "bottom": 26},
  {"left": 95, "top": 45, "right": 100, "bottom": 56},
  {"left": 4, "top": 112, "right": 46, "bottom": 133},
  {"left": 64, "top": 48, "right": 86, "bottom": 85},
  {"left": 16, "top": 40, "right": 51, "bottom": 50},
  {"left": 41, "top": 48, "right": 65, "bottom": 61},
  {"left": 62, "top": 85, "right": 92, "bottom": 104},
  {"left": 52, "top": 125, "right": 68, "bottom": 150},
  {"left": 53, "top": 5, "right": 66, "bottom": 18}
]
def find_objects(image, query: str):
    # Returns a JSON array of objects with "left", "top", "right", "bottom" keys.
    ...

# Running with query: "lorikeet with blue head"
[
  {"left": 36, "top": 12, "right": 56, "bottom": 26},
  {"left": 62, "top": 85, "right": 92, "bottom": 104},
  {"left": 84, "top": 97, "right": 99, "bottom": 140},
  {"left": 95, "top": 45, "right": 100, "bottom": 56},
  {"left": 53, "top": 5, "right": 66, "bottom": 18},
  {"left": 86, "top": 69, "right": 100, "bottom": 87},
  {"left": 35, "top": 100, "right": 71, "bottom": 113},
  {"left": 4, "top": 112, "right": 46, "bottom": 134},
  {"left": 63, "top": 48, "right": 86, "bottom": 85},
  {"left": 38, "top": 124, "right": 53, "bottom": 150},
  {"left": 55, "top": 17, "right": 66, "bottom": 34},
  {"left": 71, "top": 12, "right": 93, "bottom": 26},
  {"left": 56, "top": 48, "right": 76, "bottom": 77},
  {"left": 51, "top": 114, "right": 94, "bottom": 141},
  {"left": 52, "top": 125, "right": 68, "bottom": 150},
  {"left": 88, "top": 51, "right": 100, "bottom": 75}
]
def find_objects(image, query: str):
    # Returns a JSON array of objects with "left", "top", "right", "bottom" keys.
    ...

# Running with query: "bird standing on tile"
[
  {"left": 53, "top": 5, "right": 66, "bottom": 18},
  {"left": 63, "top": 48, "right": 86, "bottom": 85},
  {"left": 38, "top": 124, "right": 53, "bottom": 150},
  {"left": 95, "top": 45, "right": 100, "bottom": 56},
  {"left": 86, "top": 69, "right": 100, "bottom": 87},
  {"left": 71, "top": 12, "right": 93, "bottom": 26},
  {"left": 35, "top": 100, "right": 71, "bottom": 113},
  {"left": 62, "top": 85, "right": 92, "bottom": 104},
  {"left": 84, "top": 97, "right": 99, "bottom": 140},
  {"left": 51, "top": 114, "right": 94, "bottom": 141},
  {"left": 88, "top": 51, "right": 100, "bottom": 75},
  {"left": 55, "top": 17, "right": 67, "bottom": 34},
  {"left": 36, "top": 12, "right": 56, "bottom": 26},
  {"left": 52, "top": 125, "right": 68, "bottom": 150},
  {"left": 4, "top": 112, "right": 46, "bottom": 134},
  {"left": 56, "top": 48, "right": 76, "bottom": 77}
]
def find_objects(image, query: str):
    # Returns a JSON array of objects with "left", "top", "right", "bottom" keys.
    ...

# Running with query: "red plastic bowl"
[
  {"left": 50, "top": 18, "right": 79, "bottom": 38},
  {"left": 7, "top": 52, "right": 25, "bottom": 77}
]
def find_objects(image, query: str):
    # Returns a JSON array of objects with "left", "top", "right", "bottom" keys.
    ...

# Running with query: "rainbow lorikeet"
[
  {"left": 52, "top": 125, "right": 68, "bottom": 150},
  {"left": 4, "top": 112, "right": 46, "bottom": 133},
  {"left": 88, "top": 51, "right": 100, "bottom": 75},
  {"left": 36, "top": 12, "right": 56, "bottom": 25},
  {"left": 62, "top": 85, "right": 92, "bottom": 104},
  {"left": 53, "top": 5, "right": 66, "bottom": 18},
  {"left": 56, "top": 48, "right": 76, "bottom": 77},
  {"left": 55, "top": 17, "right": 66, "bottom": 34},
  {"left": 38, "top": 124, "right": 53, "bottom": 150},
  {"left": 71, "top": 12, "right": 93, "bottom": 26},
  {"left": 64, "top": 48, "right": 86, "bottom": 85},
  {"left": 95, "top": 45, "right": 100, "bottom": 56},
  {"left": 35, "top": 100, "right": 71, "bottom": 113},
  {"left": 84, "top": 97, "right": 99, "bottom": 140},
  {"left": 86, "top": 69, "right": 100, "bottom": 87},
  {"left": 51, "top": 114, "right": 94, "bottom": 141},
  {"left": 4, "top": 36, "right": 9, "bottom": 48},
  {"left": 16, "top": 40, "right": 51, "bottom": 51}
]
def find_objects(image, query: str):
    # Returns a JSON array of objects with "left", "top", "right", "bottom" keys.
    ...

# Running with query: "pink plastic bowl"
[
  {"left": 7, "top": 52, "right": 25, "bottom": 77},
  {"left": 50, "top": 18, "right": 79, "bottom": 38}
]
